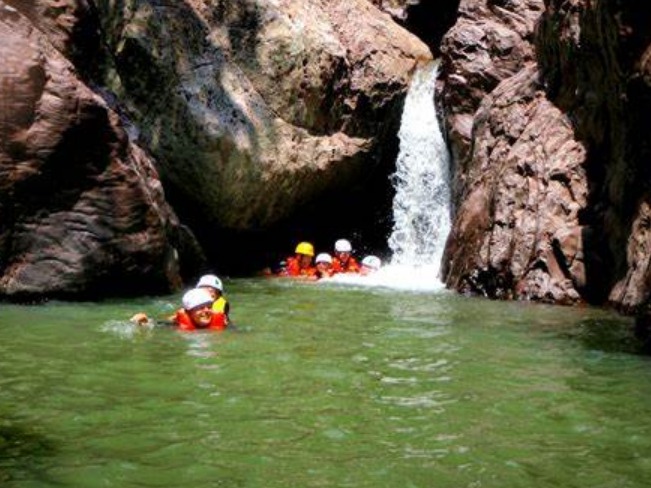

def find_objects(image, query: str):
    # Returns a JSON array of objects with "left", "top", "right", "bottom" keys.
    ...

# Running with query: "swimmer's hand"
[{"left": 130, "top": 313, "right": 150, "bottom": 325}]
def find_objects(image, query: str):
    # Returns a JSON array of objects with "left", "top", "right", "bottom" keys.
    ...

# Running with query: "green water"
[{"left": 1, "top": 278, "right": 650, "bottom": 487}]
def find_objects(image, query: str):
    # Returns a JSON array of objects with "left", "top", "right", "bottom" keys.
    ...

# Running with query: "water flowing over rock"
[{"left": 4, "top": 0, "right": 651, "bottom": 314}]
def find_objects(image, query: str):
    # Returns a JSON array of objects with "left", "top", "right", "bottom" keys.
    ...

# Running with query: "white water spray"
[
  {"left": 388, "top": 60, "right": 451, "bottom": 268},
  {"left": 328, "top": 61, "right": 452, "bottom": 292}
]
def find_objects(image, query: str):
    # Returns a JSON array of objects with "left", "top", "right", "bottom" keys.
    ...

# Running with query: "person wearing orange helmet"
[{"left": 278, "top": 241, "right": 318, "bottom": 279}]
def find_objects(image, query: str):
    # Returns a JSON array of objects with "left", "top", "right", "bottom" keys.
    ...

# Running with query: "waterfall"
[
  {"left": 328, "top": 61, "right": 452, "bottom": 292},
  {"left": 388, "top": 60, "right": 451, "bottom": 278}
]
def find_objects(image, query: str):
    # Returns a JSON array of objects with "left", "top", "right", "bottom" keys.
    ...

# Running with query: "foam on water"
[{"left": 324, "top": 264, "right": 448, "bottom": 292}]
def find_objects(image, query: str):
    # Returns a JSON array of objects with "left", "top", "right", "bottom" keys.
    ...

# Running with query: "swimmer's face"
[
  {"left": 298, "top": 254, "right": 313, "bottom": 268},
  {"left": 336, "top": 251, "right": 350, "bottom": 262},
  {"left": 188, "top": 303, "right": 213, "bottom": 328},
  {"left": 360, "top": 265, "right": 376, "bottom": 276}
]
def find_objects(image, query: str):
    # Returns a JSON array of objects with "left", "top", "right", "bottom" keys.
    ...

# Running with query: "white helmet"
[
  {"left": 334, "top": 239, "right": 352, "bottom": 253},
  {"left": 196, "top": 274, "right": 223, "bottom": 292},
  {"left": 182, "top": 288, "right": 213, "bottom": 311},
  {"left": 315, "top": 252, "right": 333, "bottom": 264},
  {"left": 361, "top": 255, "right": 382, "bottom": 270}
]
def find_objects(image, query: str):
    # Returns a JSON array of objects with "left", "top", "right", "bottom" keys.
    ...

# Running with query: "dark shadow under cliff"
[{"left": 167, "top": 146, "right": 398, "bottom": 278}]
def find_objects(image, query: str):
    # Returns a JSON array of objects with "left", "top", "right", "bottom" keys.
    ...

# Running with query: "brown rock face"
[
  {"left": 440, "top": 0, "right": 544, "bottom": 202},
  {"left": 442, "top": 65, "right": 589, "bottom": 303},
  {"left": 0, "top": 0, "right": 433, "bottom": 296},
  {"left": 96, "top": 0, "right": 431, "bottom": 271},
  {"left": 0, "top": 3, "right": 194, "bottom": 299},
  {"left": 441, "top": 0, "right": 651, "bottom": 310},
  {"left": 536, "top": 0, "right": 651, "bottom": 311}
]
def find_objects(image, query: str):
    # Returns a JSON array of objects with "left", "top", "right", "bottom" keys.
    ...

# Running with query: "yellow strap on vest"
[{"left": 212, "top": 296, "right": 227, "bottom": 313}]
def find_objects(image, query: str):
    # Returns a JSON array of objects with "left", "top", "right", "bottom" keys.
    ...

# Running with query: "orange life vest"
[
  {"left": 279, "top": 256, "right": 317, "bottom": 278},
  {"left": 332, "top": 256, "right": 360, "bottom": 274},
  {"left": 174, "top": 309, "right": 227, "bottom": 331}
]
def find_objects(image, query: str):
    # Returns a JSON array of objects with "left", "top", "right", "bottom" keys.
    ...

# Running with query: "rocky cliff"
[
  {"left": 94, "top": 0, "right": 431, "bottom": 273},
  {"left": 438, "top": 0, "right": 651, "bottom": 314},
  {"left": 0, "top": 1, "right": 198, "bottom": 299},
  {"left": 0, "top": 0, "right": 430, "bottom": 299},
  {"left": 3, "top": 0, "right": 651, "bottom": 314}
]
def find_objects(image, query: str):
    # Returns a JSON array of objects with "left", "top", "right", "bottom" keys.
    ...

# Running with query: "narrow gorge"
[{"left": 2, "top": 0, "right": 651, "bottom": 323}]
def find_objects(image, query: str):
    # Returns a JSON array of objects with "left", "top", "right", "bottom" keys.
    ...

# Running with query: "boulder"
[
  {"left": 0, "top": 2, "right": 196, "bottom": 300},
  {"left": 96, "top": 0, "right": 431, "bottom": 270}
]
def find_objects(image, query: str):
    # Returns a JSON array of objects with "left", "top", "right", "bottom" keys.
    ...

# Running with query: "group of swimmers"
[
  {"left": 130, "top": 238, "right": 381, "bottom": 331},
  {"left": 275, "top": 238, "right": 382, "bottom": 280}
]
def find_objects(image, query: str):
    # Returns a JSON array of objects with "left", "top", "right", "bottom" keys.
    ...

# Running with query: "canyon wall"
[
  {"left": 0, "top": 0, "right": 430, "bottom": 298},
  {"left": 4, "top": 0, "right": 651, "bottom": 315},
  {"left": 439, "top": 0, "right": 651, "bottom": 314}
]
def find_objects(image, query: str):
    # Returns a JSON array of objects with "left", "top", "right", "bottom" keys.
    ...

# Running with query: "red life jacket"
[
  {"left": 332, "top": 256, "right": 360, "bottom": 274},
  {"left": 174, "top": 309, "right": 227, "bottom": 331}
]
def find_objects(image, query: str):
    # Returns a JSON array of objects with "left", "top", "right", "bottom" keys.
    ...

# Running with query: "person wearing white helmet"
[
  {"left": 196, "top": 273, "right": 230, "bottom": 324},
  {"left": 360, "top": 255, "right": 382, "bottom": 275},
  {"left": 314, "top": 252, "right": 334, "bottom": 279},
  {"left": 176, "top": 287, "right": 227, "bottom": 330},
  {"left": 332, "top": 238, "right": 360, "bottom": 274},
  {"left": 129, "top": 287, "right": 227, "bottom": 331}
]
